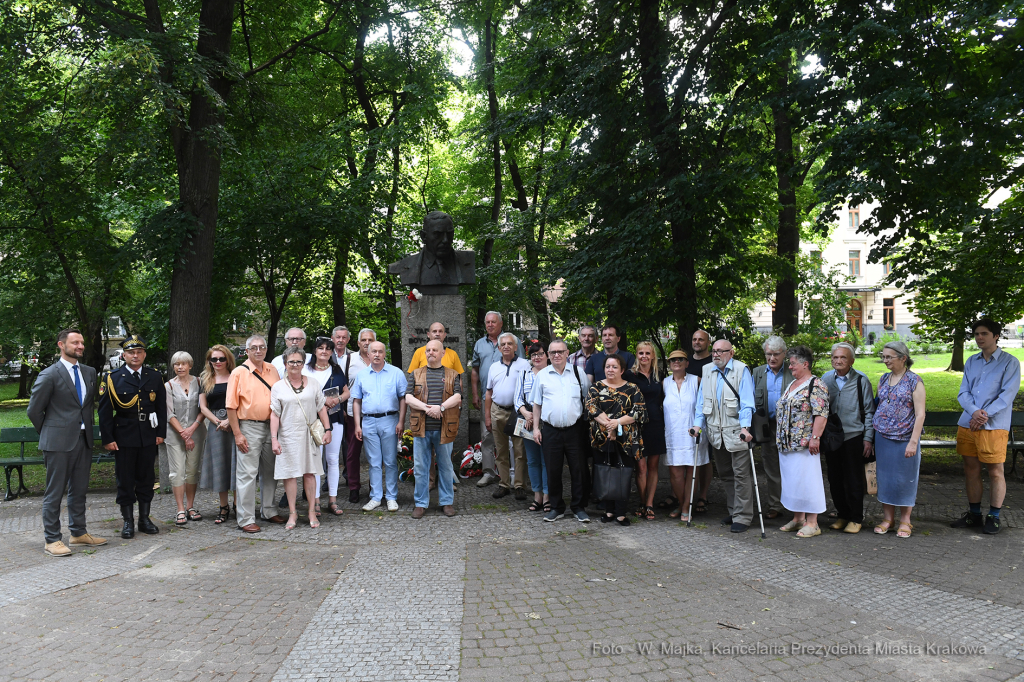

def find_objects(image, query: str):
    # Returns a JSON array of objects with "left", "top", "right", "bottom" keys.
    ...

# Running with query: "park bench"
[
  {"left": 920, "top": 411, "right": 1024, "bottom": 477},
  {"left": 0, "top": 426, "right": 114, "bottom": 501}
]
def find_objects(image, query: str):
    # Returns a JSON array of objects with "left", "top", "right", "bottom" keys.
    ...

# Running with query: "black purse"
[
  {"left": 811, "top": 377, "right": 844, "bottom": 453},
  {"left": 591, "top": 445, "right": 633, "bottom": 501}
]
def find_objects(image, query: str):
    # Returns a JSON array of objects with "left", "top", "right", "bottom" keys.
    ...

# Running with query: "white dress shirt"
[
  {"left": 529, "top": 364, "right": 591, "bottom": 428},
  {"left": 59, "top": 357, "right": 86, "bottom": 429}
]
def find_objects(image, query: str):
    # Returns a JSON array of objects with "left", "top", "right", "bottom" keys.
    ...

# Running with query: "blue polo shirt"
[{"left": 350, "top": 363, "right": 408, "bottom": 416}]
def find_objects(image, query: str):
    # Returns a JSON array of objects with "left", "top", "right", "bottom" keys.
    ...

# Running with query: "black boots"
[
  {"left": 137, "top": 502, "right": 160, "bottom": 535},
  {"left": 120, "top": 504, "right": 135, "bottom": 539}
]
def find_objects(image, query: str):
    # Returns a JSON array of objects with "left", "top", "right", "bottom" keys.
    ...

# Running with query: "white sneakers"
[
  {"left": 387, "top": 500, "right": 399, "bottom": 512},
  {"left": 362, "top": 499, "right": 381, "bottom": 512}
]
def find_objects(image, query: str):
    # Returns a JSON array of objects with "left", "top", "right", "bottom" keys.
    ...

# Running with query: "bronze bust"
[{"left": 389, "top": 211, "right": 475, "bottom": 295}]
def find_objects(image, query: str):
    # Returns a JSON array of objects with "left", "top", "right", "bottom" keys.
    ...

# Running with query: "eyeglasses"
[
  {"left": 286, "top": 360, "right": 304, "bottom": 366},
  {"left": 765, "top": 352, "right": 782, "bottom": 358},
  {"left": 548, "top": 350, "right": 567, "bottom": 355},
  {"left": 711, "top": 349, "right": 731, "bottom": 355},
  {"left": 669, "top": 358, "right": 686, "bottom": 363},
  {"left": 210, "top": 357, "right": 227, "bottom": 363},
  {"left": 285, "top": 337, "right": 304, "bottom": 343},
  {"left": 880, "top": 354, "right": 900, "bottom": 361},
  {"left": 247, "top": 345, "right": 267, "bottom": 352}
]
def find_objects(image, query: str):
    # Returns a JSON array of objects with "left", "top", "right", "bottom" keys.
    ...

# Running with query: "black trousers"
[
  {"left": 825, "top": 437, "right": 866, "bottom": 523},
  {"left": 114, "top": 445, "right": 157, "bottom": 507},
  {"left": 542, "top": 421, "right": 587, "bottom": 514}
]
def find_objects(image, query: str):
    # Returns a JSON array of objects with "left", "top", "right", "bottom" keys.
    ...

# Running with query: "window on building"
[
  {"left": 883, "top": 298, "right": 895, "bottom": 330},
  {"left": 810, "top": 250, "right": 822, "bottom": 271},
  {"left": 883, "top": 261, "right": 892, "bottom": 276},
  {"left": 848, "top": 250, "right": 861, "bottom": 276},
  {"left": 849, "top": 207, "right": 860, "bottom": 229}
]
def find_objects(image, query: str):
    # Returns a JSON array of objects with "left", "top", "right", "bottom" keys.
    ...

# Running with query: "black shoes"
[
  {"left": 137, "top": 502, "right": 159, "bottom": 535},
  {"left": 721, "top": 516, "right": 733, "bottom": 526},
  {"left": 492, "top": 486, "right": 511, "bottom": 499},
  {"left": 120, "top": 504, "right": 135, "bottom": 539},
  {"left": 983, "top": 514, "right": 1001, "bottom": 534},
  {"left": 730, "top": 522, "right": 749, "bottom": 533},
  {"left": 514, "top": 487, "right": 527, "bottom": 501},
  {"left": 950, "top": 511, "right": 983, "bottom": 528},
  {"left": 349, "top": 489, "right": 360, "bottom": 504}
]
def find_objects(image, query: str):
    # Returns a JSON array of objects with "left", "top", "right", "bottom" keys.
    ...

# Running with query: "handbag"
[
  {"left": 810, "top": 377, "right": 844, "bottom": 453},
  {"left": 296, "top": 383, "right": 326, "bottom": 447},
  {"left": 591, "top": 446, "right": 633, "bottom": 501},
  {"left": 864, "top": 460, "right": 878, "bottom": 495}
]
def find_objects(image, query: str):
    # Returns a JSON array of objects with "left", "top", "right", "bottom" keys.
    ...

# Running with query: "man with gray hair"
[
  {"left": 569, "top": 325, "right": 598, "bottom": 369},
  {"left": 271, "top": 328, "right": 311, "bottom": 377},
  {"left": 821, "top": 341, "right": 876, "bottom": 533},
  {"left": 485, "top": 332, "right": 532, "bottom": 498},
  {"left": 751, "top": 335, "right": 793, "bottom": 519},
  {"left": 471, "top": 311, "right": 523, "bottom": 487},
  {"left": 226, "top": 334, "right": 283, "bottom": 532},
  {"left": 689, "top": 339, "right": 755, "bottom": 532}
]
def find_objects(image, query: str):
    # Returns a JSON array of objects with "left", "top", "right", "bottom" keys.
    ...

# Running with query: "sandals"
[
  {"left": 174, "top": 511, "right": 188, "bottom": 527},
  {"left": 779, "top": 519, "right": 801, "bottom": 532},
  {"left": 644, "top": 506, "right": 655, "bottom": 521},
  {"left": 528, "top": 500, "right": 543, "bottom": 512},
  {"left": 187, "top": 507, "right": 202, "bottom": 521},
  {"left": 328, "top": 503, "right": 344, "bottom": 516},
  {"left": 656, "top": 496, "right": 678, "bottom": 509},
  {"left": 874, "top": 520, "right": 893, "bottom": 535},
  {"left": 693, "top": 498, "right": 708, "bottom": 514},
  {"left": 896, "top": 522, "right": 913, "bottom": 539},
  {"left": 214, "top": 506, "right": 230, "bottom": 524},
  {"left": 634, "top": 507, "right": 646, "bottom": 518},
  {"left": 309, "top": 515, "right": 320, "bottom": 529},
  {"left": 668, "top": 507, "right": 682, "bottom": 520},
  {"left": 542, "top": 502, "right": 552, "bottom": 513},
  {"left": 285, "top": 517, "right": 297, "bottom": 531}
]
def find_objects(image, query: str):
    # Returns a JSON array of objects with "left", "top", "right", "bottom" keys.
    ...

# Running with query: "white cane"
[
  {"left": 686, "top": 431, "right": 700, "bottom": 528},
  {"left": 742, "top": 432, "right": 766, "bottom": 539}
]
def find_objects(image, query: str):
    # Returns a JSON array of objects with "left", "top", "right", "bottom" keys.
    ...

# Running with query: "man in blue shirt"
[
  {"left": 352, "top": 341, "right": 408, "bottom": 512},
  {"left": 584, "top": 325, "right": 636, "bottom": 383},
  {"left": 689, "top": 340, "right": 755, "bottom": 532},
  {"left": 952, "top": 319, "right": 1021, "bottom": 534}
]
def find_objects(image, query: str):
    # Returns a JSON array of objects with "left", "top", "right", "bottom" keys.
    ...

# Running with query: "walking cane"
[
  {"left": 686, "top": 431, "right": 700, "bottom": 528},
  {"left": 741, "top": 432, "right": 766, "bottom": 539}
]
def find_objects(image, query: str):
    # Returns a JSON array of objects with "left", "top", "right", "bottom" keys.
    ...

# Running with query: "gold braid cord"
[{"left": 106, "top": 374, "right": 139, "bottom": 409}]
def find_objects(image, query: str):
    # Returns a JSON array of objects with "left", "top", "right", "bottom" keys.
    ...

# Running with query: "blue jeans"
[
  {"left": 524, "top": 438, "right": 548, "bottom": 495},
  {"left": 413, "top": 431, "right": 455, "bottom": 508},
  {"left": 362, "top": 415, "right": 399, "bottom": 501}
]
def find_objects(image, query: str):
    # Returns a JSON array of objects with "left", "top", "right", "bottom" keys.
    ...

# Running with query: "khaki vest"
[
  {"left": 408, "top": 366, "right": 460, "bottom": 444},
  {"left": 701, "top": 359, "right": 749, "bottom": 452}
]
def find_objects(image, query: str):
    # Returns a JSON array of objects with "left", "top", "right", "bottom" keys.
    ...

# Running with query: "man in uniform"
[{"left": 98, "top": 335, "right": 167, "bottom": 539}]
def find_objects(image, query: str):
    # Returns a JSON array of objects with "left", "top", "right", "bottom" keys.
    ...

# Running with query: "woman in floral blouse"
[
  {"left": 775, "top": 345, "right": 830, "bottom": 538},
  {"left": 585, "top": 355, "right": 647, "bottom": 526}
]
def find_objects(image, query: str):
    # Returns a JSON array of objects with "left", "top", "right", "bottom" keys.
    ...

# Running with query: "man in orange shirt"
[{"left": 227, "top": 334, "right": 283, "bottom": 533}]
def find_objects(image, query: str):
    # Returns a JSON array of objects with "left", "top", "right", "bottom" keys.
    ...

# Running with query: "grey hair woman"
[
  {"left": 775, "top": 345, "right": 829, "bottom": 538},
  {"left": 165, "top": 351, "right": 206, "bottom": 526}
]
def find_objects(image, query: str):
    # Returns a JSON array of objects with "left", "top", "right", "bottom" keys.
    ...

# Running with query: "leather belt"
[
  {"left": 241, "top": 418, "right": 270, "bottom": 425},
  {"left": 542, "top": 421, "right": 577, "bottom": 432},
  {"left": 493, "top": 403, "right": 513, "bottom": 410},
  {"left": 364, "top": 411, "right": 398, "bottom": 418}
]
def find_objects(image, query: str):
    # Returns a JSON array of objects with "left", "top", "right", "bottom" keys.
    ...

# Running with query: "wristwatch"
[{"left": 440, "top": 405, "right": 446, "bottom": 412}]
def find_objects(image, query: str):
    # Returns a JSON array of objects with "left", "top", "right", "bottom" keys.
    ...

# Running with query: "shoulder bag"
[
  {"left": 294, "top": 380, "right": 326, "bottom": 447},
  {"left": 811, "top": 377, "right": 844, "bottom": 453},
  {"left": 591, "top": 444, "right": 634, "bottom": 502}
]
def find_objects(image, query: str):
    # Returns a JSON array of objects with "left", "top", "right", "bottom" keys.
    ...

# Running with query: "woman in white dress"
[
  {"left": 662, "top": 350, "right": 703, "bottom": 522},
  {"left": 775, "top": 345, "right": 829, "bottom": 538},
  {"left": 271, "top": 346, "right": 332, "bottom": 530}
]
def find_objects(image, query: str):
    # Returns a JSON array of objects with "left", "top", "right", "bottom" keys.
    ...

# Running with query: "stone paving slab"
[{"left": 272, "top": 542, "right": 465, "bottom": 681}]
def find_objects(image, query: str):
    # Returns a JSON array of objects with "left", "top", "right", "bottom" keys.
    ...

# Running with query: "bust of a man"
[{"left": 389, "top": 211, "right": 476, "bottom": 295}]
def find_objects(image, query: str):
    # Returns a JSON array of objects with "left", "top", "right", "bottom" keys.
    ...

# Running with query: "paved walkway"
[{"left": 1, "top": 465, "right": 1022, "bottom": 682}]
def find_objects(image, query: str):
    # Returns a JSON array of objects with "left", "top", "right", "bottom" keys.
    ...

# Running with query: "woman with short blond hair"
[{"left": 165, "top": 351, "right": 206, "bottom": 526}]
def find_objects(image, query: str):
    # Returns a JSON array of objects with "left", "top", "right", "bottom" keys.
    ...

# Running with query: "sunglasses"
[{"left": 210, "top": 357, "right": 227, "bottom": 363}]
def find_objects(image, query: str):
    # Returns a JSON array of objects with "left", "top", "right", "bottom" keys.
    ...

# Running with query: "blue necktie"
[{"left": 73, "top": 365, "right": 83, "bottom": 405}]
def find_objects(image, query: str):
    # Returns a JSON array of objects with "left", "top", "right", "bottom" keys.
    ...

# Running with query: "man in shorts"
[{"left": 951, "top": 318, "right": 1021, "bottom": 534}]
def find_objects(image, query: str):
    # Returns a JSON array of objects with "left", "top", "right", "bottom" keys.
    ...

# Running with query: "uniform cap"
[{"left": 120, "top": 335, "right": 146, "bottom": 351}]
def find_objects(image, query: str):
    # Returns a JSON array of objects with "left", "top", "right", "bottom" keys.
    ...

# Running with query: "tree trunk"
[
  {"left": 384, "top": 144, "right": 403, "bottom": 369},
  {"left": 166, "top": 0, "right": 236, "bottom": 368},
  {"left": 17, "top": 359, "right": 30, "bottom": 399},
  {"left": 949, "top": 334, "right": 965, "bottom": 371},
  {"left": 636, "top": 0, "right": 697, "bottom": 351},
  {"left": 476, "top": 15, "right": 500, "bottom": 333},
  {"left": 772, "top": 97, "right": 799, "bottom": 335},
  {"left": 332, "top": 244, "right": 347, "bottom": 328}
]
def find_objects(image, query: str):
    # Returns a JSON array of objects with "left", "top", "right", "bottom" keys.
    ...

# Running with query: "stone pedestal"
[{"left": 400, "top": 294, "right": 469, "bottom": 455}]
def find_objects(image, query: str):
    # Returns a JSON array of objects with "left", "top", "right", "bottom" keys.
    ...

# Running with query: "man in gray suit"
[
  {"left": 27, "top": 329, "right": 108, "bottom": 557},
  {"left": 751, "top": 335, "right": 794, "bottom": 520}
]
